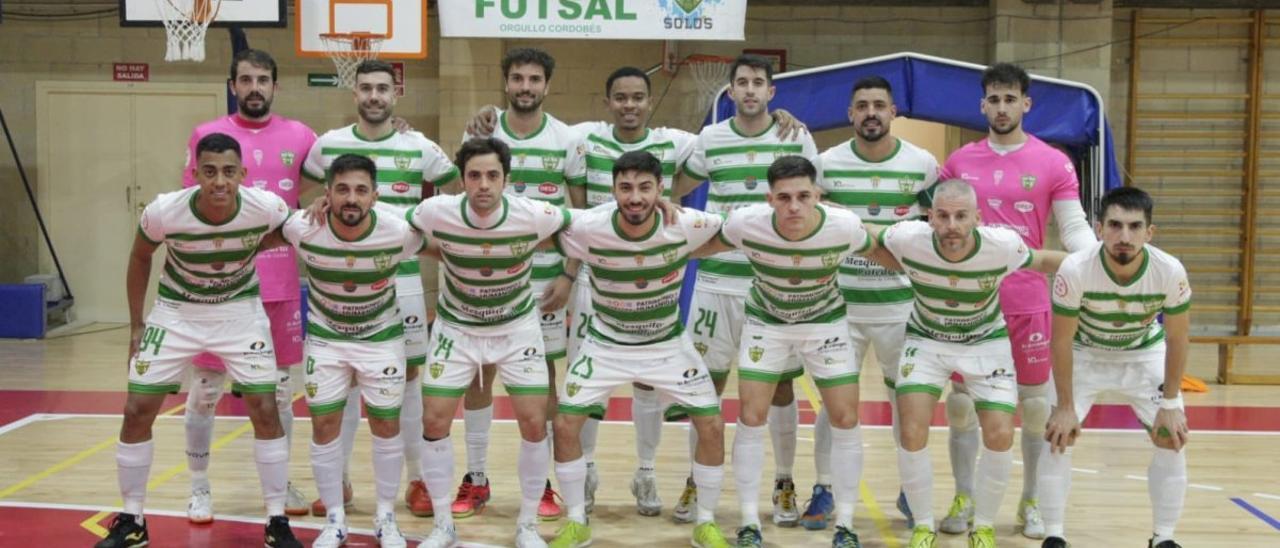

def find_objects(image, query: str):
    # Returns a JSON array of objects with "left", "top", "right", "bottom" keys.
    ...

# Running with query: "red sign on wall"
[
  {"left": 391, "top": 62, "right": 405, "bottom": 97},
  {"left": 113, "top": 63, "right": 149, "bottom": 82}
]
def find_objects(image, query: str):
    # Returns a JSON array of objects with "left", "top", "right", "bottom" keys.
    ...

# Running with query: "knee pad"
[
  {"left": 187, "top": 368, "right": 226, "bottom": 416},
  {"left": 1019, "top": 394, "right": 1051, "bottom": 436},
  {"left": 945, "top": 390, "right": 978, "bottom": 431}
]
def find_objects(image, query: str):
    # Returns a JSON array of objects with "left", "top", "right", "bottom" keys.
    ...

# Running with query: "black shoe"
[
  {"left": 1042, "top": 537, "right": 1070, "bottom": 548},
  {"left": 832, "top": 525, "right": 862, "bottom": 547},
  {"left": 265, "top": 515, "right": 303, "bottom": 548},
  {"left": 94, "top": 513, "right": 149, "bottom": 548},
  {"left": 1149, "top": 539, "right": 1181, "bottom": 548}
]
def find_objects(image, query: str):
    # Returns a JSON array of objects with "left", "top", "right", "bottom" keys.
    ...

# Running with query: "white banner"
[{"left": 440, "top": 0, "right": 745, "bottom": 41}]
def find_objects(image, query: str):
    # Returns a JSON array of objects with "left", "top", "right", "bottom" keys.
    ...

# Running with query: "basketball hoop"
[
  {"left": 683, "top": 54, "right": 735, "bottom": 124},
  {"left": 155, "top": 0, "right": 222, "bottom": 62},
  {"left": 319, "top": 32, "right": 387, "bottom": 89}
]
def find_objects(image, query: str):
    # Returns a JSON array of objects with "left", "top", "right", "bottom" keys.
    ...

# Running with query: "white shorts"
[
  {"left": 847, "top": 319, "right": 907, "bottom": 390},
  {"left": 399, "top": 293, "right": 429, "bottom": 367},
  {"left": 559, "top": 334, "right": 720, "bottom": 421},
  {"left": 687, "top": 290, "right": 747, "bottom": 381},
  {"left": 422, "top": 314, "right": 550, "bottom": 398},
  {"left": 128, "top": 302, "right": 278, "bottom": 395},
  {"left": 534, "top": 281, "right": 568, "bottom": 362},
  {"left": 737, "top": 319, "right": 856, "bottom": 387},
  {"left": 303, "top": 338, "right": 407, "bottom": 419},
  {"left": 894, "top": 337, "right": 1018, "bottom": 414},
  {"left": 566, "top": 281, "right": 593, "bottom": 361},
  {"left": 1058, "top": 349, "right": 1183, "bottom": 429}
]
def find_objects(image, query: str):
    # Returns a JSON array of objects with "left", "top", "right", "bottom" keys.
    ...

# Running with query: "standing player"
[
  {"left": 548, "top": 151, "right": 731, "bottom": 548},
  {"left": 937, "top": 62, "right": 1096, "bottom": 539},
  {"left": 813, "top": 75, "right": 939, "bottom": 530},
  {"left": 444, "top": 47, "right": 584, "bottom": 522},
  {"left": 693, "top": 156, "right": 894, "bottom": 548},
  {"left": 880, "top": 180, "right": 1065, "bottom": 548},
  {"left": 412, "top": 137, "right": 571, "bottom": 548},
  {"left": 302, "top": 59, "right": 458, "bottom": 518},
  {"left": 97, "top": 133, "right": 301, "bottom": 548},
  {"left": 283, "top": 154, "right": 420, "bottom": 548},
  {"left": 1039, "top": 187, "right": 1190, "bottom": 548},
  {"left": 674, "top": 54, "right": 819, "bottom": 527},
  {"left": 181, "top": 49, "right": 316, "bottom": 521}
]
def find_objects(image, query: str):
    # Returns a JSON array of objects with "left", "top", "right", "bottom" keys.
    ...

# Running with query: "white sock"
[
  {"left": 733, "top": 421, "right": 767, "bottom": 528},
  {"left": 421, "top": 436, "right": 455, "bottom": 528},
  {"left": 117, "top": 440, "right": 153, "bottom": 516},
  {"left": 464, "top": 405, "right": 493, "bottom": 476},
  {"left": 633, "top": 388, "right": 662, "bottom": 472},
  {"left": 556, "top": 456, "right": 588, "bottom": 523},
  {"left": 1038, "top": 447, "right": 1072, "bottom": 538},
  {"left": 688, "top": 421, "right": 699, "bottom": 465},
  {"left": 1021, "top": 429, "right": 1046, "bottom": 502},
  {"left": 1149, "top": 448, "right": 1187, "bottom": 541},
  {"left": 400, "top": 385, "right": 424, "bottom": 481},
  {"left": 185, "top": 369, "right": 223, "bottom": 489},
  {"left": 255, "top": 436, "right": 290, "bottom": 517},
  {"left": 276, "top": 369, "right": 295, "bottom": 446},
  {"left": 813, "top": 407, "right": 833, "bottom": 486},
  {"left": 888, "top": 395, "right": 903, "bottom": 449},
  {"left": 338, "top": 396, "right": 361, "bottom": 483},
  {"left": 518, "top": 437, "right": 550, "bottom": 524},
  {"left": 692, "top": 461, "right": 724, "bottom": 524},
  {"left": 768, "top": 401, "right": 798, "bottom": 479},
  {"left": 973, "top": 446, "right": 1013, "bottom": 528},
  {"left": 311, "top": 438, "right": 346, "bottom": 523},
  {"left": 830, "top": 425, "right": 864, "bottom": 529},
  {"left": 371, "top": 434, "right": 404, "bottom": 516},
  {"left": 949, "top": 425, "right": 980, "bottom": 497},
  {"left": 898, "top": 446, "right": 934, "bottom": 530},
  {"left": 546, "top": 420, "right": 556, "bottom": 465},
  {"left": 581, "top": 418, "right": 599, "bottom": 464}
]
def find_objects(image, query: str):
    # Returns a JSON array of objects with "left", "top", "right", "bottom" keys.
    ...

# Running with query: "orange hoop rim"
[{"left": 319, "top": 32, "right": 388, "bottom": 52}]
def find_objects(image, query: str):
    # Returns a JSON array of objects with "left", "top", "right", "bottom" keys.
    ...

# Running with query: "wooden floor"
[{"left": 2, "top": 323, "right": 1279, "bottom": 547}]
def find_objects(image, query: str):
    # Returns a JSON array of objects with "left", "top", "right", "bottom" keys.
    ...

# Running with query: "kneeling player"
[{"left": 1039, "top": 187, "right": 1191, "bottom": 548}]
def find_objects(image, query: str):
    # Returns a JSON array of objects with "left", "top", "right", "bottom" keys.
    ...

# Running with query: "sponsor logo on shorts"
[
  {"left": 429, "top": 362, "right": 444, "bottom": 379},
  {"left": 134, "top": 360, "right": 151, "bottom": 375},
  {"left": 1029, "top": 331, "right": 1046, "bottom": 343},
  {"left": 382, "top": 365, "right": 399, "bottom": 376},
  {"left": 566, "top": 382, "right": 581, "bottom": 397},
  {"left": 989, "top": 368, "right": 1013, "bottom": 379},
  {"left": 250, "top": 340, "right": 268, "bottom": 351},
  {"left": 694, "top": 342, "right": 708, "bottom": 356},
  {"left": 682, "top": 367, "right": 700, "bottom": 379},
  {"left": 748, "top": 346, "right": 764, "bottom": 362},
  {"left": 900, "top": 363, "right": 913, "bottom": 378},
  {"left": 305, "top": 382, "right": 318, "bottom": 397}
]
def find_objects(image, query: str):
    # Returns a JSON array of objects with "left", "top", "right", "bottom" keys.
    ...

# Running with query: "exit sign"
[{"left": 113, "top": 63, "right": 149, "bottom": 82}]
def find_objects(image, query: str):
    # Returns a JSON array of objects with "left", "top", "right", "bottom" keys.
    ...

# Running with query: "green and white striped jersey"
[
  {"left": 282, "top": 207, "right": 423, "bottom": 343},
  {"left": 303, "top": 124, "right": 457, "bottom": 296},
  {"left": 556, "top": 204, "right": 723, "bottom": 345},
  {"left": 138, "top": 186, "right": 289, "bottom": 318},
  {"left": 818, "top": 137, "right": 938, "bottom": 322},
  {"left": 407, "top": 193, "right": 570, "bottom": 331},
  {"left": 484, "top": 111, "right": 585, "bottom": 285},
  {"left": 719, "top": 203, "right": 870, "bottom": 326},
  {"left": 568, "top": 121, "right": 695, "bottom": 207},
  {"left": 1052, "top": 243, "right": 1191, "bottom": 359},
  {"left": 684, "top": 119, "right": 819, "bottom": 296},
  {"left": 879, "top": 221, "right": 1032, "bottom": 351}
]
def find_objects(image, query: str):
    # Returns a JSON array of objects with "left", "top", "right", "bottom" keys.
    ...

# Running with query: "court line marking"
[
  {"left": 1230, "top": 497, "right": 1280, "bottom": 531},
  {"left": 0, "top": 401, "right": 188, "bottom": 500},
  {"left": 1189, "top": 483, "right": 1224, "bottom": 492},
  {"left": 0, "top": 414, "right": 41, "bottom": 437},
  {"left": 1254, "top": 493, "right": 1280, "bottom": 501}
]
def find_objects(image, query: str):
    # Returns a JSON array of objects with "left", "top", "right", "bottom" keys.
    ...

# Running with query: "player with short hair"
[
  {"left": 284, "top": 153, "right": 421, "bottom": 548},
  {"left": 936, "top": 63, "right": 1096, "bottom": 539},
  {"left": 880, "top": 180, "right": 1066, "bottom": 548},
  {"left": 694, "top": 155, "right": 896, "bottom": 548},
  {"left": 181, "top": 48, "right": 317, "bottom": 521},
  {"left": 1039, "top": 186, "right": 1191, "bottom": 548},
  {"left": 547, "top": 150, "right": 731, "bottom": 548},
  {"left": 412, "top": 137, "right": 573, "bottom": 548},
  {"left": 673, "top": 54, "right": 820, "bottom": 527},
  {"left": 301, "top": 59, "right": 458, "bottom": 518},
  {"left": 813, "top": 74, "right": 939, "bottom": 530},
  {"left": 97, "top": 132, "right": 301, "bottom": 548}
]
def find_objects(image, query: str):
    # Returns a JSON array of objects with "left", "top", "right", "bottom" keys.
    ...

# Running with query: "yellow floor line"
[{"left": 798, "top": 378, "right": 901, "bottom": 548}]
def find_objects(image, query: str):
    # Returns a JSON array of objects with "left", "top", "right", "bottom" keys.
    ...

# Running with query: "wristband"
[
  {"left": 1159, "top": 395, "right": 1183, "bottom": 410},
  {"left": 559, "top": 271, "right": 576, "bottom": 282}
]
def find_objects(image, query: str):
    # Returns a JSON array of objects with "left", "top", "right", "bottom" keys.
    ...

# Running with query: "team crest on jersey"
[
  {"left": 978, "top": 275, "right": 998, "bottom": 291},
  {"left": 305, "top": 382, "right": 318, "bottom": 398},
  {"left": 481, "top": 243, "right": 493, "bottom": 256},
  {"left": 373, "top": 254, "right": 393, "bottom": 270},
  {"left": 542, "top": 156, "right": 560, "bottom": 171},
  {"left": 901, "top": 363, "right": 914, "bottom": 378},
  {"left": 429, "top": 362, "right": 444, "bottom": 379},
  {"left": 748, "top": 346, "right": 764, "bottom": 362},
  {"left": 566, "top": 382, "right": 581, "bottom": 397},
  {"left": 870, "top": 175, "right": 880, "bottom": 189},
  {"left": 1143, "top": 299, "right": 1163, "bottom": 315},
  {"left": 394, "top": 153, "right": 412, "bottom": 170},
  {"left": 662, "top": 248, "right": 679, "bottom": 264},
  {"left": 867, "top": 202, "right": 881, "bottom": 216},
  {"left": 253, "top": 149, "right": 264, "bottom": 166},
  {"left": 213, "top": 237, "right": 224, "bottom": 249},
  {"left": 517, "top": 152, "right": 527, "bottom": 166},
  {"left": 511, "top": 241, "right": 530, "bottom": 256},
  {"left": 634, "top": 254, "right": 646, "bottom": 266},
  {"left": 240, "top": 233, "right": 258, "bottom": 249},
  {"left": 694, "top": 342, "right": 708, "bottom": 356},
  {"left": 948, "top": 274, "right": 959, "bottom": 288},
  {"left": 744, "top": 176, "right": 758, "bottom": 190},
  {"left": 134, "top": 360, "right": 150, "bottom": 375},
  {"left": 791, "top": 254, "right": 804, "bottom": 267},
  {"left": 899, "top": 179, "right": 914, "bottom": 193},
  {"left": 280, "top": 151, "right": 295, "bottom": 166},
  {"left": 346, "top": 255, "right": 357, "bottom": 267},
  {"left": 1021, "top": 174, "right": 1037, "bottom": 190},
  {"left": 821, "top": 251, "right": 840, "bottom": 268}
]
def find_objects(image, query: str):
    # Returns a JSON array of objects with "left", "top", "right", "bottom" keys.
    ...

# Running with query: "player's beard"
[
  {"left": 620, "top": 202, "right": 655, "bottom": 226},
  {"left": 337, "top": 205, "right": 368, "bottom": 227},
  {"left": 508, "top": 91, "right": 543, "bottom": 114},
  {"left": 1107, "top": 245, "right": 1138, "bottom": 266},
  {"left": 989, "top": 117, "right": 1020, "bottom": 136},
  {"left": 238, "top": 92, "right": 272, "bottom": 118},
  {"left": 359, "top": 101, "right": 392, "bottom": 124},
  {"left": 856, "top": 117, "right": 887, "bottom": 142}
]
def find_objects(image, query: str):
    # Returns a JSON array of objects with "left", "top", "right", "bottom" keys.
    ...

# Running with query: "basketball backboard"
[
  {"left": 119, "top": 0, "right": 287, "bottom": 27},
  {"left": 295, "top": 0, "right": 427, "bottom": 60}
]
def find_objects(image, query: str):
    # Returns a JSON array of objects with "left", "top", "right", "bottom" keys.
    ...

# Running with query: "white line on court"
[
  {"left": 0, "top": 414, "right": 41, "bottom": 437},
  {"left": 1125, "top": 474, "right": 1149, "bottom": 481},
  {"left": 1254, "top": 493, "right": 1280, "bottom": 501},
  {"left": 1189, "top": 483, "right": 1225, "bottom": 491},
  {"left": 1071, "top": 468, "right": 1100, "bottom": 474}
]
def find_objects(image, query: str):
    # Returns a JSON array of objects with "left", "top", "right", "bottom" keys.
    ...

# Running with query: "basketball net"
[
  {"left": 155, "top": 0, "right": 221, "bottom": 62},
  {"left": 320, "top": 33, "right": 386, "bottom": 89},
  {"left": 684, "top": 55, "right": 734, "bottom": 126}
]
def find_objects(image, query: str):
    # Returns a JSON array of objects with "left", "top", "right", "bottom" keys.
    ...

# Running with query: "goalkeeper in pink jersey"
[{"left": 933, "top": 63, "right": 1096, "bottom": 540}]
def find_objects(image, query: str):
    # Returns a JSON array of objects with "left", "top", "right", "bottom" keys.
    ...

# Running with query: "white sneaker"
[
  {"left": 584, "top": 462, "right": 599, "bottom": 514},
  {"left": 514, "top": 520, "right": 547, "bottom": 548},
  {"left": 418, "top": 524, "right": 458, "bottom": 548},
  {"left": 771, "top": 478, "right": 799, "bottom": 527},
  {"left": 373, "top": 513, "right": 407, "bottom": 548},
  {"left": 939, "top": 494, "right": 974, "bottom": 534},
  {"left": 672, "top": 477, "right": 697, "bottom": 524},
  {"left": 1019, "top": 498, "right": 1046, "bottom": 539},
  {"left": 630, "top": 470, "right": 662, "bottom": 517},
  {"left": 313, "top": 521, "right": 348, "bottom": 548},
  {"left": 187, "top": 486, "right": 213, "bottom": 524},
  {"left": 285, "top": 482, "right": 307, "bottom": 515}
]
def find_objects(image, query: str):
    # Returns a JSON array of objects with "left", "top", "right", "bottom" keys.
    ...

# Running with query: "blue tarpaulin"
[{"left": 677, "top": 53, "right": 1119, "bottom": 322}]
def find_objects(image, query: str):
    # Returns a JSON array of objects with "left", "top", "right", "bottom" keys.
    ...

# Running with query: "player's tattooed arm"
[
  {"left": 464, "top": 105, "right": 501, "bottom": 138},
  {"left": 125, "top": 232, "right": 160, "bottom": 361},
  {"left": 772, "top": 109, "right": 808, "bottom": 141},
  {"left": 1027, "top": 249, "right": 1068, "bottom": 274},
  {"left": 1046, "top": 312, "right": 1081, "bottom": 452}
]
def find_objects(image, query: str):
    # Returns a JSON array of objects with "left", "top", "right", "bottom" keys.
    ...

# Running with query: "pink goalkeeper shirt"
[
  {"left": 940, "top": 134, "right": 1080, "bottom": 315},
  {"left": 182, "top": 114, "right": 317, "bottom": 302}
]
